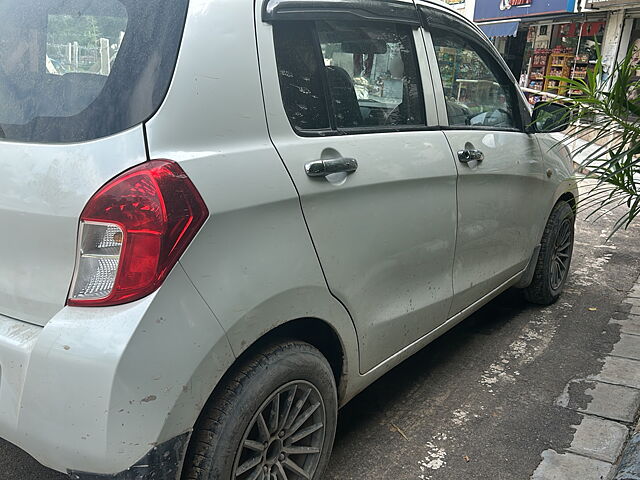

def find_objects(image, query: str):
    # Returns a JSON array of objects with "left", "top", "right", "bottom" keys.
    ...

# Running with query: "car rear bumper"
[
  {"left": 0, "top": 264, "right": 233, "bottom": 475},
  {"left": 68, "top": 433, "right": 190, "bottom": 480}
]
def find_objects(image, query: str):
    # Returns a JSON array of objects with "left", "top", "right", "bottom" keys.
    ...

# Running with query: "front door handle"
[
  {"left": 457, "top": 149, "right": 484, "bottom": 163},
  {"left": 305, "top": 157, "right": 358, "bottom": 177}
]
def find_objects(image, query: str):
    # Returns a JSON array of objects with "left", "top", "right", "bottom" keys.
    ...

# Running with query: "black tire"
[
  {"left": 523, "top": 201, "right": 575, "bottom": 305},
  {"left": 182, "top": 340, "right": 337, "bottom": 480}
]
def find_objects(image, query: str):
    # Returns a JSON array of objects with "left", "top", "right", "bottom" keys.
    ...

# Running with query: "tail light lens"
[{"left": 68, "top": 160, "right": 208, "bottom": 307}]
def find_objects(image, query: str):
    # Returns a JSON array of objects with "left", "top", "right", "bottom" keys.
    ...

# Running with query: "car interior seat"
[{"left": 325, "top": 65, "right": 363, "bottom": 128}]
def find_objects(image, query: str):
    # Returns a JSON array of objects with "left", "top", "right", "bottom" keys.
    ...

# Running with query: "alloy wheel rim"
[
  {"left": 232, "top": 380, "right": 326, "bottom": 480},
  {"left": 550, "top": 218, "right": 572, "bottom": 291}
]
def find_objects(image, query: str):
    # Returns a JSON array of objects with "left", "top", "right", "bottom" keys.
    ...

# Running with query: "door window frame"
[
  {"left": 262, "top": 0, "right": 421, "bottom": 26},
  {"left": 263, "top": 0, "right": 446, "bottom": 137},
  {"left": 417, "top": 3, "right": 531, "bottom": 133},
  {"left": 271, "top": 19, "right": 434, "bottom": 137}
]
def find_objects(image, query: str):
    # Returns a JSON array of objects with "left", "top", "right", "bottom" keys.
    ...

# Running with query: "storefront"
[
  {"left": 520, "top": 18, "right": 606, "bottom": 102},
  {"left": 474, "top": 0, "right": 611, "bottom": 103},
  {"left": 583, "top": 0, "right": 640, "bottom": 86}
]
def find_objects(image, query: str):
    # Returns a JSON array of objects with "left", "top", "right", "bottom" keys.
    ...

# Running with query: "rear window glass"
[{"left": 0, "top": 0, "right": 189, "bottom": 143}]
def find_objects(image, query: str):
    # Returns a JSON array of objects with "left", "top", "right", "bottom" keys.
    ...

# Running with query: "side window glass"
[
  {"left": 273, "top": 23, "right": 331, "bottom": 131},
  {"left": 431, "top": 29, "right": 518, "bottom": 129},
  {"left": 317, "top": 22, "right": 426, "bottom": 129}
]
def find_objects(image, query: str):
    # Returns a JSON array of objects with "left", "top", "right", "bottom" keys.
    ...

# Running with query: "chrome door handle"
[
  {"left": 457, "top": 149, "right": 484, "bottom": 163},
  {"left": 305, "top": 157, "right": 358, "bottom": 177}
]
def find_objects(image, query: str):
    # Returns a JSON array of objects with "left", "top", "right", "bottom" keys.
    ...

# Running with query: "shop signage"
[
  {"left": 475, "top": 0, "right": 577, "bottom": 22},
  {"left": 586, "top": 0, "right": 640, "bottom": 6},
  {"left": 500, "top": 0, "right": 532, "bottom": 9}
]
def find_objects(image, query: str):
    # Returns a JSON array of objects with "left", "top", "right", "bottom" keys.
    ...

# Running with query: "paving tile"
[
  {"left": 612, "top": 334, "right": 640, "bottom": 361},
  {"left": 610, "top": 319, "right": 640, "bottom": 336},
  {"left": 531, "top": 450, "right": 612, "bottom": 480},
  {"left": 567, "top": 415, "right": 628, "bottom": 463},
  {"left": 579, "top": 382, "right": 640, "bottom": 423},
  {"left": 596, "top": 356, "right": 640, "bottom": 389}
]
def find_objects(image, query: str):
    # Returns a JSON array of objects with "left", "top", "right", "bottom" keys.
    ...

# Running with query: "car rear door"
[
  {"left": 418, "top": 3, "right": 550, "bottom": 316},
  {"left": 256, "top": 0, "right": 458, "bottom": 373}
]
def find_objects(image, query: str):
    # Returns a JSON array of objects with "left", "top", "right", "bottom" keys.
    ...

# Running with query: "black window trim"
[
  {"left": 276, "top": 20, "right": 430, "bottom": 138},
  {"left": 311, "top": 25, "right": 338, "bottom": 131},
  {"left": 263, "top": 0, "right": 421, "bottom": 26},
  {"left": 420, "top": 5, "right": 530, "bottom": 133},
  {"left": 439, "top": 125, "right": 522, "bottom": 133},
  {"left": 273, "top": 20, "right": 333, "bottom": 133}
]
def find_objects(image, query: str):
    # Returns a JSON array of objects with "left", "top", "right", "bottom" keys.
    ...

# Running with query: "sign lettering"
[{"left": 500, "top": 0, "right": 532, "bottom": 9}]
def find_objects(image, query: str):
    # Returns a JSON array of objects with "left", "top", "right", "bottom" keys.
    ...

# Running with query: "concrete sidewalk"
[
  {"left": 531, "top": 277, "right": 640, "bottom": 480},
  {"left": 550, "top": 132, "right": 610, "bottom": 173}
]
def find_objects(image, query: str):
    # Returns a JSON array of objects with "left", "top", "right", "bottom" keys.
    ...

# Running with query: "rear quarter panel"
[
  {"left": 0, "top": 127, "right": 147, "bottom": 326},
  {"left": 144, "top": 0, "right": 359, "bottom": 403}
]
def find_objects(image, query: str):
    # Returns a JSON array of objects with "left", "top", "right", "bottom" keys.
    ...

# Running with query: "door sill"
[{"left": 363, "top": 269, "right": 525, "bottom": 377}]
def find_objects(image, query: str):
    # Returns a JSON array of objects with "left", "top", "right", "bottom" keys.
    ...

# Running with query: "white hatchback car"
[{"left": 0, "top": 0, "right": 577, "bottom": 479}]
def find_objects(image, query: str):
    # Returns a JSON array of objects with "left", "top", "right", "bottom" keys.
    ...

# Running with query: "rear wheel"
[
  {"left": 524, "top": 200, "right": 575, "bottom": 305},
  {"left": 183, "top": 340, "right": 337, "bottom": 480}
]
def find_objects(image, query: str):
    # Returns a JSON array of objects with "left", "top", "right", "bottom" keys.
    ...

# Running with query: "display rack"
[
  {"left": 527, "top": 49, "right": 550, "bottom": 92},
  {"left": 568, "top": 54, "right": 590, "bottom": 96},
  {"left": 544, "top": 50, "right": 574, "bottom": 96}
]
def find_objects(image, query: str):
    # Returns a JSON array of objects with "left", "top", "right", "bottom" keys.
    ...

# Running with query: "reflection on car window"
[
  {"left": 273, "top": 22, "right": 331, "bottom": 131},
  {"left": 46, "top": 13, "right": 128, "bottom": 77},
  {"left": 273, "top": 21, "right": 425, "bottom": 133},
  {"left": 432, "top": 30, "right": 517, "bottom": 129},
  {"left": 318, "top": 21, "right": 425, "bottom": 129}
]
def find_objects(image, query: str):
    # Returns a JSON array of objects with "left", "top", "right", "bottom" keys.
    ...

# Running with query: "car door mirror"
[{"left": 529, "top": 101, "right": 572, "bottom": 133}]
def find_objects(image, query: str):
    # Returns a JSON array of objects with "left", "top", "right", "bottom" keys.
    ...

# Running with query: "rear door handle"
[
  {"left": 305, "top": 157, "right": 358, "bottom": 177},
  {"left": 457, "top": 149, "right": 484, "bottom": 163}
]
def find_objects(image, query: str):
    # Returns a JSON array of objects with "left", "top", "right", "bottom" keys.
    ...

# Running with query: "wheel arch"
[
  {"left": 517, "top": 190, "right": 577, "bottom": 289},
  {"left": 557, "top": 191, "right": 577, "bottom": 213},
  {"left": 234, "top": 316, "right": 348, "bottom": 400},
  {"left": 180, "top": 316, "right": 350, "bottom": 470}
]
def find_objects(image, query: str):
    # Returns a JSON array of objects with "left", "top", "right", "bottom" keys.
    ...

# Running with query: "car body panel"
[
  {"left": 537, "top": 133, "right": 580, "bottom": 207},
  {"left": 255, "top": 15, "right": 458, "bottom": 373},
  {"left": 344, "top": 268, "right": 524, "bottom": 403},
  {"left": 442, "top": 129, "right": 549, "bottom": 315},
  {"left": 0, "top": 263, "right": 235, "bottom": 474},
  {"left": 0, "top": 127, "right": 147, "bottom": 326},
  {"left": 145, "top": 0, "right": 360, "bottom": 395},
  {"left": 418, "top": 6, "right": 575, "bottom": 315}
]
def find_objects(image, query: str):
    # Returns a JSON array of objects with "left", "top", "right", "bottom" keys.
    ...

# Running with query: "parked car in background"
[{"left": 0, "top": 0, "right": 577, "bottom": 478}]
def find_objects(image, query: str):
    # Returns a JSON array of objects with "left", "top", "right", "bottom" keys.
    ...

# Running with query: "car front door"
[
  {"left": 419, "top": 5, "right": 550, "bottom": 316},
  {"left": 256, "top": 1, "right": 458, "bottom": 373}
]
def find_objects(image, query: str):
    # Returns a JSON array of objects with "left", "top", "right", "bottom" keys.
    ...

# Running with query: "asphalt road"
[{"left": 2, "top": 192, "right": 640, "bottom": 480}]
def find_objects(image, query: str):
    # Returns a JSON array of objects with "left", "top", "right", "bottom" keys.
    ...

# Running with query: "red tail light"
[{"left": 68, "top": 160, "right": 208, "bottom": 307}]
